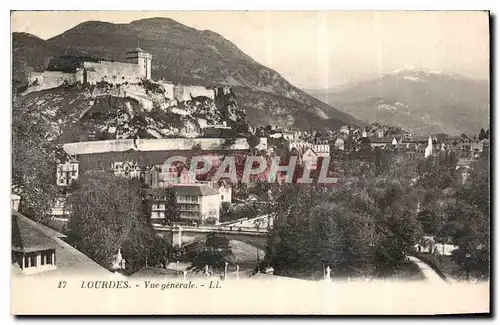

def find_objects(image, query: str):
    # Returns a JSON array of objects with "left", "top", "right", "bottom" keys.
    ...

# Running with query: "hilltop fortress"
[{"left": 26, "top": 49, "right": 215, "bottom": 101}]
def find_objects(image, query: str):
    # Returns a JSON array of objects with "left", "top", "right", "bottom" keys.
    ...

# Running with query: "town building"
[
  {"left": 480, "top": 138, "right": 490, "bottom": 152},
  {"left": 202, "top": 122, "right": 232, "bottom": 137},
  {"left": 179, "top": 169, "right": 232, "bottom": 203},
  {"left": 144, "top": 164, "right": 230, "bottom": 223},
  {"left": 340, "top": 125, "right": 350, "bottom": 135},
  {"left": 145, "top": 185, "right": 221, "bottom": 223},
  {"left": 12, "top": 210, "right": 58, "bottom": 275},
  {"left": 459, "top": 135, "right": 474, "bottom": 152},
  {"left": 56, "top": 158, "right": 79, "bottom": 187},
  {"left": 111, "top": 160, "right": 142, "bottom": 179},
  {"left": 289, "top": 140, "right": 330, "bottom": 157},
  {"left": 269, "top": 132, "right": 295, "bottom": 141},
  {"left": 367, "top": 137, "right": 396, "bottom": 148},
  {"left": 301, "top": 147, "right": 319, "bottom": 170},
  {"left": 11, "top": 194, "right": 21, "bottom": 211},
  {"left": 51, "top": 196, "right": 70, "bottom": 219},
  {"left": 334, "top": 138, "right": 345, "bottom": 151}
]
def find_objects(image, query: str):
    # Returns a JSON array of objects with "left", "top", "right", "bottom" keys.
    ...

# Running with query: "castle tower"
[{"left": 125, "top": 48, "right": 152, "bottom": 79}]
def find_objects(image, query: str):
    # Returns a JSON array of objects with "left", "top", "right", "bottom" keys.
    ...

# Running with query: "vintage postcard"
[{"left": 10, "top": 10, "right": 490, "bottom": 315}]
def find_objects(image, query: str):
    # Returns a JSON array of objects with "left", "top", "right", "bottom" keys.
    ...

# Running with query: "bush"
[{"left": 142, "top": 79, "right": 165, "bottom": 94}]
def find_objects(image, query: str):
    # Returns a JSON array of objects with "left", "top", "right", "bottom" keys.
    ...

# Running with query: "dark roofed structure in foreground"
[
  {"left": 12, "top": 214, "right": 60, "bottom": 254},
  {"left": 11, "top": 210, "right": 110, "bottom": 277}
]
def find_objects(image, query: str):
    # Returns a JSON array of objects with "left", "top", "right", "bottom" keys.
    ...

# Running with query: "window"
[
  {"left": 47, "top": 250, "right": 53, "bottom": 265},
  {"left": 26, "top": 253, "right": 36, "bottom": 268},
  {"left": 221, "top": 195, "right": 224, "bottom": 200}
]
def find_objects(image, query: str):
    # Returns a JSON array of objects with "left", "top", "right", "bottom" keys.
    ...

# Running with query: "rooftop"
[
  {"left": 11, "top": 211, "right": 62, "bottom": 253},
  {"left": 11, "top": 210, "right": 110, "bottom": 277},
  {"left": 368, "top": 137, "right": 396, "bottom": 143},
  {"left": 144, "top": 184, "right": 220, "bottom": 197},
  {"left": 126, "top": 47, "right": 150, "bottom": 54}
]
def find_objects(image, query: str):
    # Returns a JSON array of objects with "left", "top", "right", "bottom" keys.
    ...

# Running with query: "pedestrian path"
[{"left": 407, "top": 256, "right": 446, "bottom": 284}]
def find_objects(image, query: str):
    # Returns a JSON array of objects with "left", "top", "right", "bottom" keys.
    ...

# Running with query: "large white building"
[
  {"left": 289, "top": 141, "right": 330, "bottom": 157},
  {"left": 147, "top": 185, "right": 221, "bottom": 224}
]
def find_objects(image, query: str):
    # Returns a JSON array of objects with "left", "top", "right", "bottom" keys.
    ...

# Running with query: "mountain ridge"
[
  {"left": 13, "top": 18, "right": 362, "bottom": 131},
  {"left": 307, "top": 68, "right": 489, "bottom": 135}
]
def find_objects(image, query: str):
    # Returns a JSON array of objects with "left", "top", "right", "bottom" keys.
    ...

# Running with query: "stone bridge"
[{"left": 154, "top": 224, "right": 268, "bottom": 250}]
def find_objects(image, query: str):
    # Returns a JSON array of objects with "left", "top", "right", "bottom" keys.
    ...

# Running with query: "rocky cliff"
[{"left": 15, "top": 80, "right": 250, "bottom": 142}]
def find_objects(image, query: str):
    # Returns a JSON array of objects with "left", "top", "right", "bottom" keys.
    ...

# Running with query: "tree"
[
  {"left": 162, "top": 188, "right": 180, "bottom": 225},
  {"left": 12, "top": 100, "right": 64, "bottom": 223},
  {"left": 192, "top": 233, "right": 233, "bottom": 271},
  {"left": 67, "top": 171, "right": 144, "bottom": 268},
  {"left": 440, "top": 201, "right": 489, "bottom": 279},
  {"left": 121, "top": 210, "right": 172, "bottom": 272},
  {"left": 438, "top": 157, "right": 490, "bottom": 279},
  {"left": 478, "top": 128, "right": 486, "bottom": 140},
  {"left": 219, "top": 202, "right": 233, "bottom": 222},
  {"left": 247, "top": 134, "right": 261, "bottom": 150},
  {"left": 310, "top": 203, "right": 375, "bottom": 276},
  {"left": 416, "top": 164, "right": 456, "bottom": 190}
]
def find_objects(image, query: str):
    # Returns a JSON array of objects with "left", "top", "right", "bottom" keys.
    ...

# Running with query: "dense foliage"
[
  {"left": 192, "top": 233, "right": 233, "bottom": 271},
  {"left": 11, "top": 100, "right": 64, "bottom": 223},
  {"left": 262, "top": 149, "right": 490, "bottom": 280},
  {"left": 67, "top": 171, "right": 172, "bottom": 271}
]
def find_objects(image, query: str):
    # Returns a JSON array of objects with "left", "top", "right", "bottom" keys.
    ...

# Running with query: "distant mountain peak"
[
  {"left": 383, "top": 66, "right": 444, "bottom": 77},
  {"left": 308, "top": 66, "right": 489, "bottom": 136},
  {"left": 130, "top": 17, "right": 195, "bottom": 30}
]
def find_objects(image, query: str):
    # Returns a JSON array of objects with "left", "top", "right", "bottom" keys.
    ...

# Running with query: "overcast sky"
[{"left": 11, "top": 11, "right": 489, "bottom": 89}]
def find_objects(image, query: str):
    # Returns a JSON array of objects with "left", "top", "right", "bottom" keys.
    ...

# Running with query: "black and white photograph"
[{"left": 9, "top": 10, "right": 491, "bottom": 315}]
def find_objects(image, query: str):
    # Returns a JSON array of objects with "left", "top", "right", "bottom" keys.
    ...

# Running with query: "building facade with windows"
[
  {"left": 145, "top": 185, "right": 221, "bottom": 224},
  {"left": 56, "top": 158, "right": 79, "bottom": 187},
  {"left": 111, "top": 160, "right": 142, "bottom": 179}
]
